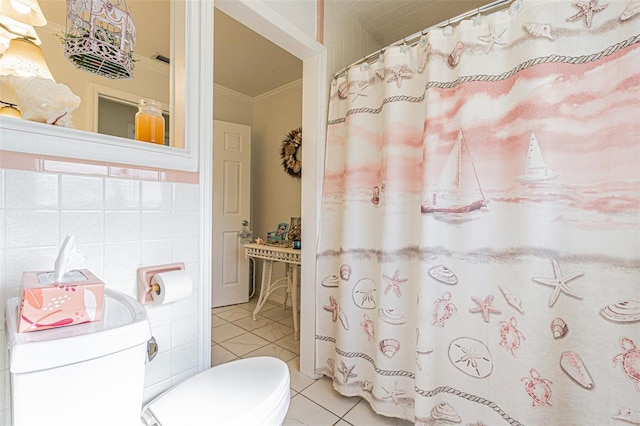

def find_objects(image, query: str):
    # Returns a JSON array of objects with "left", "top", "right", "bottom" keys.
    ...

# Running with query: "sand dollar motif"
[
  {"left": 352, "top": 278, "right": 377, "bottom": 309},
  {"left": 448, "top": 337, "right": 493, "bottom": 378}
]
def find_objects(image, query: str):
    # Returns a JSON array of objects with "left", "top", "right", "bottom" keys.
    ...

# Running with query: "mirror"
[
  {"left": 0, "top": 0, "right": 198, "bottom": 171},
  {"left": 36, "top": 0, "right": 172, "bottom": 144}
]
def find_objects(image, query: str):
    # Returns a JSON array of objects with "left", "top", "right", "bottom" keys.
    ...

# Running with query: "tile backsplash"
[{"left": 0, "top": 166, "right": 202, "bottom": 423}]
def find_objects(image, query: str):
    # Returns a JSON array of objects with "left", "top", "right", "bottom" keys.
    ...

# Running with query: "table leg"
[
  {"left": 253, "top": 259, "right": 273, "bottom": 320},
  {"left": 292, "top": 264, "right": 299, "bottom": 340}
]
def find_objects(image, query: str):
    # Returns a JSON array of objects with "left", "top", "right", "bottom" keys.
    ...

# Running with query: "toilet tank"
[{"left": 5, "top": 288, "right": 152, "bottom": 426}]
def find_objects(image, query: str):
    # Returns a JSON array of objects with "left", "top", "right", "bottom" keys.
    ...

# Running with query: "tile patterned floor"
[{"left": 212, "top": 298, "right": 413, "bottom": 426}]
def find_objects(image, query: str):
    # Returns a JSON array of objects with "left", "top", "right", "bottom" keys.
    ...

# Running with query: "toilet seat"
[{"left": 142, "top": 357, "right": 290, "bottom": 426}]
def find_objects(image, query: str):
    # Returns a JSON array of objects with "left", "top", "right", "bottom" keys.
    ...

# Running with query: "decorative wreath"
[{"left": 280, "top": 127, "right": 302, "bottom": 178}]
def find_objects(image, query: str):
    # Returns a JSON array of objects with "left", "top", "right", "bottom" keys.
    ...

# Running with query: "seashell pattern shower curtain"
[{"left": 315, "top": 0, "right": 640, "bottom": 424}]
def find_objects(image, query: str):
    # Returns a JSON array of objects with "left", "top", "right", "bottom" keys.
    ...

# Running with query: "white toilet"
[{"left": 5, "top": 288, "right": 290, "bottom": 426}]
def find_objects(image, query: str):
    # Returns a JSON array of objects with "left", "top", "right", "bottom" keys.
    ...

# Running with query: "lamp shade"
[
  {"left": 0, "top": 37, "right": 54, "bottom": 80},
  {"left": 0, "top": 0, "right": 46, "bottom": 27},
  {"left": 0, "top": 15, "right": 41, "bottom": 54}
]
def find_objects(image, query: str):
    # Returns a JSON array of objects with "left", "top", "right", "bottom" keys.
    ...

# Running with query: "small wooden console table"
[{"left": 244, "top": 243, "right": 301, "bottom": 340}]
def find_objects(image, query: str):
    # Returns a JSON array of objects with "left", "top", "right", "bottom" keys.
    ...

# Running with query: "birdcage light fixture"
[{"left": 64, "top": 0, "right": 136, "bottom": 79}]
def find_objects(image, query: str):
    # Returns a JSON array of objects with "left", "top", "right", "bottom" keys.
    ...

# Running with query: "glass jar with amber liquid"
[{"left": 135, "top": 99, "right": 165, "bottom": 144}]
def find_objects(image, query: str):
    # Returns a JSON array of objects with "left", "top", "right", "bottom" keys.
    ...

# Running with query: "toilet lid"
[{"left": 143, "top": 357, "right": 290, "bottom": 426}]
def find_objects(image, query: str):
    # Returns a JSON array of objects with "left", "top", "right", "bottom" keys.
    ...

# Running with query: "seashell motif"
[
  {"left": 621, "top": 0, "right": 640, "bottom": 20},
  {"left": 499, "top": 285, "right": 524, "bottom": 314},
  {"left": 418, "top": 43, "right": 432, "bottom": 73},
  {"left": 428, "top": 265, "right": 458, "bottom": 285},
  {"left": 353, "top": 278, "right": 377, "bottom": 309},
  {"left": 447, "top": 41, "right": 464, "bottom": 67},
  {"left": 613, "top": 407, "right": 640, "bottom": 425},
  {"left": 560, "top": 351, "right": 594, "bottom": 389},
  {"left": 375, "top": 68, "right": 387, "bottom": 81},
  {"left": 1, "top": 75, "right": 81, "bottom": 127},
  {"left": 378, "top": 308, "right": 406, "bottom": 325},
  {"left": 338, "top": 308, "right": 349, "bottom": 330},
  {"left": 448, "top": 337, "right": 493, "bottom": 378},
  {"left": 337, "top": 81, "right": 350, "bottom": 99},
  {"left": 340, "top": 264, "right": 352, "bottom": 280},
  {"left": 522, "top": 22, "right": 554, "bottom": 40},
  {"left": 379, "top": 339, "right": 401, "bottom": 358},
  {"left": 600, "top": 300, "right": 640, "bottom": 323},
  {"left": 430, "top": 402, "right": 461, "bottom": 422},
  {"left": 551, "top": 318, "right": 568, "bottom": 339},
  {"left": 321, "top": 274, "right": 339, "bottom": 287}
]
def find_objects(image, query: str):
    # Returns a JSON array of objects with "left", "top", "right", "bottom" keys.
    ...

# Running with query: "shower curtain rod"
[{"left": 332, "top": 0, "right": 514, "bottom": 79}]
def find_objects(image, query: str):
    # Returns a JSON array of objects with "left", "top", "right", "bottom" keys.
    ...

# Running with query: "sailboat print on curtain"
[
  {"left": 317, "top": 0, "right": 640, "bottom": 424},
  {"left": 515, "top": 132, "right": 559, "bottom": 182},
  {"left": 421, "top": 129, "right": 487, "bottom": 214}
]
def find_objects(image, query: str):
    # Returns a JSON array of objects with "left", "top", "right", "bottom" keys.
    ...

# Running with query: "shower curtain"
[{"left": 315, "top": 0, "right": 640, "bottom": 424}]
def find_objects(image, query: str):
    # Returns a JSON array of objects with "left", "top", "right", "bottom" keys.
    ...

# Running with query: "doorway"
[{"left": 209, "top": 1, "right": 327, "bottom": 378}]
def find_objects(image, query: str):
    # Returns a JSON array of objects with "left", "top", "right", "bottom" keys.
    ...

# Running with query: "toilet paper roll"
[{"left": 151, "top": 270, "right": 193, "bottom": 304}]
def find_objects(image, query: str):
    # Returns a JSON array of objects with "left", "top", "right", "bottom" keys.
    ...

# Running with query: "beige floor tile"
[
  {"left": 277, "top": 314, "right": 295, "bottom": 328},
  {"left": 242, "top": 343, "right": 298, "bottom": 363},
  {"left": 274, "top": 333, "right": 300, "bottom": 355},
  {"left": 233, "top": 314, "right": 273, "bottom": 331},
  {"left": 334, "top": 420, "right": 353, "bottom": 426},
  {"left": 301, "top": 377, "right": 361, "bottom": 418},
  {"left": 211, "top": 304, "right": 236, "bottom": 315},
  {"left": 219, "top": 332, "right": 269, "bottom": 356},
  {"left": 260, "top": 306, "right": 293, "bottom": 322},
  {"left": 252, "top": 321, "right": 294, "bottom": 342},
  {"left": 211, "top": 322, "right": 247, "bottom": 343},
  {"left": 211, "top": 344, "right": 239, "bottom": 367},
  {"left": 286, "top": 357, "right": 317, "bottom": 393},
  {"left": 343, "top": 399, "right": 413, "bottom": 425},
  {"left": 215, "top": 306, "right": 252, "bottom": 322},
  {"left": 211, "top": 314, "right": 227, "bottom": 328},
  {"left": 283, "top": 394, "right": 340, "bottom": 426}
]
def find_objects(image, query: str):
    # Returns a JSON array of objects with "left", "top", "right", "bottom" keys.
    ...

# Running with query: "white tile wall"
[
  {"left": 324, "top": 1, "right": 379, "bottom": 77},
  {"left": 0, "top": 168, "right": 202, "bottom": 422}
]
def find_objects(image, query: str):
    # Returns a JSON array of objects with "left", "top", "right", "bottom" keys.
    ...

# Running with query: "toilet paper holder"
[{"left": 136, "top": 262, "right": 185, "bottom": 305}]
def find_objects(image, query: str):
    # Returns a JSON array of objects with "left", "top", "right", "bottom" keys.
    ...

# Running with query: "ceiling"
[
  {"left": 340, "top": 0, "right": 500, "bottom": 47},
  {"left": 37, "top": 1, "right": 498, "bottom": 98}
]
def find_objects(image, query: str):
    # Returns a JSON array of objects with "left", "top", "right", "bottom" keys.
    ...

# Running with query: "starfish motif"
[
  {"left": 381, "top": 381, "right": 405, "bottom": 405},
  {"left": 383, "top": 270, "right": 408, "bottom": 298},
  {"left": 337, "top": 361, "right": 357, "bottom": 383},
  {"left": 386, "top": 65, "right": 413, "bottom": 88},
  {"left": 348, "top": 83, "right": 369, "bottom": 102},
  {"left": 566, "top": 0, "right": 608, "bottom": 27},
  {"left": 477, "top": 25, "right": 508, "bottom": 54},
  {"left": 323, "top": 295, "right": 338, "bottom": 321},
  {"left": 362, "top": 380, "right": 373, "bottom": 392},
  {"left": 469, "top": 295, "right": 501, "bottom": 322},
  {"left": 532, "top": 259, "right": 583, "bottom": 307}
]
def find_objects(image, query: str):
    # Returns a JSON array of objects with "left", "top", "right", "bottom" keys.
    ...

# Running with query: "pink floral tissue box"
[{"left": 18, "top": 269, "right": 105, "bottom": 333}]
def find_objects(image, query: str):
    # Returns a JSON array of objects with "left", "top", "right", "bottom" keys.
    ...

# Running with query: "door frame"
[{"left": 201, "top": 1, "right": 327, "bottom": 378}]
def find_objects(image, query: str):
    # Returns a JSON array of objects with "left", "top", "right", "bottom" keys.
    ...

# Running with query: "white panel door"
[{"left": 212, "top": 120, "right": 251, "bottom": 307}]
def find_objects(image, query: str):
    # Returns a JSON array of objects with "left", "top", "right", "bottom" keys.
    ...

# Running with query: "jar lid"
[{"left": 138, "top": 98, "right": 161, "bottom": 108}]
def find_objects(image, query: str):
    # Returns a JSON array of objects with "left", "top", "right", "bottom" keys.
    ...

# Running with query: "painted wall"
[
  {"left": 250, "top": 80, "right": 302, "bottom": 300},
  {"left": 0, "top": 164, "right": 200, "bottom": 424}
]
